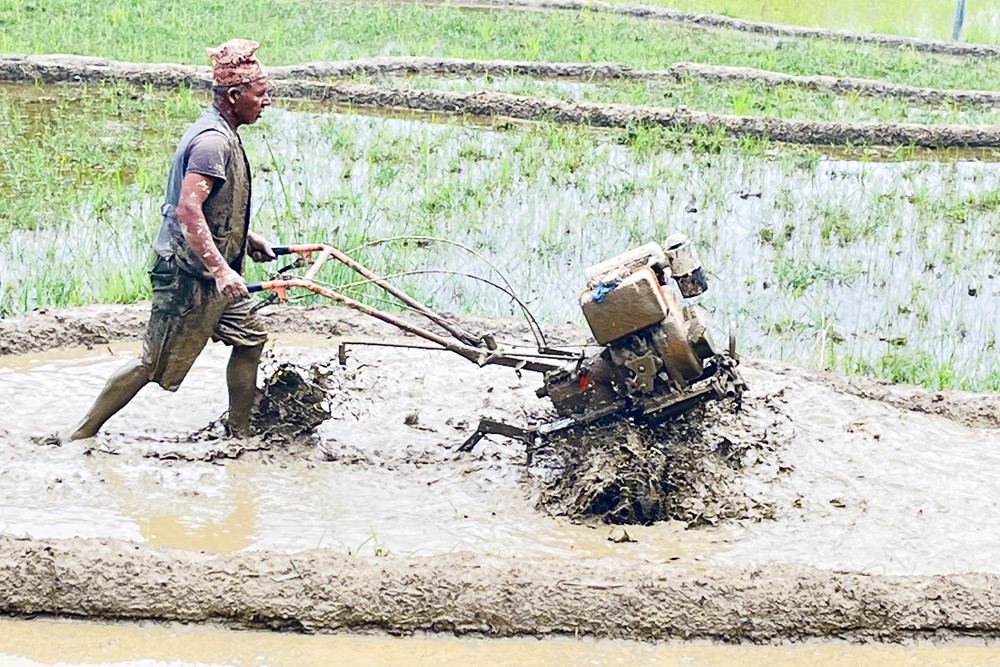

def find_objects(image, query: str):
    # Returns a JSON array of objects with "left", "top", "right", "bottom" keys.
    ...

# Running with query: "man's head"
[{"left": 207, "top": 38, "right": 271, "bottom": 127}]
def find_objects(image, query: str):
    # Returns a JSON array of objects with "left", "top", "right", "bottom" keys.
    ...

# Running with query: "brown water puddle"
[
  {"left": 2, "top": 335, "right": 1000, "bottom": 574},
  {"left": 2, "top": 618, "right": 1000, "bottom": 666}
]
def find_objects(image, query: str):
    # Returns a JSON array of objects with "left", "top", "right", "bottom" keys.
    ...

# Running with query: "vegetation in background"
[
  {"left": 1, "top": 1, "right": 997, "bottom": 392},
  {"left": 0, "top": 1, "right": 998, "bottom": 91},
  {"left": 602, "top": 0, "right": 1000, "bottom": 44}
]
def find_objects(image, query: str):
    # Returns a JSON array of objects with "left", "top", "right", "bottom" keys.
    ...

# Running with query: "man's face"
[{"left": 230, "top": 78, "right": 271, "bottom": 126}]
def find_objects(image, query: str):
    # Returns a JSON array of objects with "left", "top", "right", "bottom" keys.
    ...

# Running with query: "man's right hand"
[{"left": 213, "top": 265, "right": 249, "bottom": 300}]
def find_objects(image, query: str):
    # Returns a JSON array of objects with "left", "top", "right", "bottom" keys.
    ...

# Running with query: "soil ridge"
[
  {"left": 1, "top": 55, "right": 997, "bottom": 147},
  {"left": 1, "top": 535, "right": 999, "bottom": 641},
  {"left": 3, "top": 303, "right": 998, "bottom": 435},
  {"left": 6, "top": 55, "right": 998, "bottom": 108},
  {"left": 272, "top": 79, "right": 1000, "bottom": 147}
]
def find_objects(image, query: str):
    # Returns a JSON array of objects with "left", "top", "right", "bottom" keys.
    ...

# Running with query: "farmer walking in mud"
[{"left": 61, "top": 38, "right": 275, "bottom": 441}]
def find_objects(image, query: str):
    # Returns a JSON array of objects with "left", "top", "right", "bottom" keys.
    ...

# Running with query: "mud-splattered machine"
[{"left": 249, "top": 235, "right": 744, "bottom": 447}]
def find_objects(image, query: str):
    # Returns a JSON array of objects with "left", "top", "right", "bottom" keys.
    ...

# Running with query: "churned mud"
[
  {"left": 536, "top": 396, "right": 793, "bottom": 526},
  {"left": 3, "top": 303, "right": 1000, "bottom": 641},
  {"left": 2, "top": 54, "right": 998, "bottom": 148}
]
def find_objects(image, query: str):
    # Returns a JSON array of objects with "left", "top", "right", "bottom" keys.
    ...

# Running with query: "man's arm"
[{"left": 175, "top": 172, "right": 248, "bottom": 299}]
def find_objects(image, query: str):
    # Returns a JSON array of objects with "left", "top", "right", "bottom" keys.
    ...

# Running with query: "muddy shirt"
[
  {"left": 152, "top": 105, "right": 252, "bottom": 281},
  {"left": 185, "top": 131, "right": 228, "bottom": 183}
]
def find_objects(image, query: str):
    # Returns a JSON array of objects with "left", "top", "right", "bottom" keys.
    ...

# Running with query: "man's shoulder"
[
  {"left": 190, "top": 128, "right": 230, "bottom": 151},
  {"left": 186, "top": 130, "right": 230, "bottom": 180}
]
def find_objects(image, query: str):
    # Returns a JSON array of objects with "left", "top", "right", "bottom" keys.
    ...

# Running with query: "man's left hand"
[{"left": 247, "top": 231, "right": 276, "bottom": 263}]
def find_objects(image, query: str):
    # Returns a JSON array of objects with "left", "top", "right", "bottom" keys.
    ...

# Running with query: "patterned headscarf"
[{"left": 206, "top": 38, "right": 266, "bottom": 87}]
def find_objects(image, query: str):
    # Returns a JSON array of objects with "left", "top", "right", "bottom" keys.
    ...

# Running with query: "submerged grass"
[{"left": 0, "top": 83, "right": 201, "bottom": 315}]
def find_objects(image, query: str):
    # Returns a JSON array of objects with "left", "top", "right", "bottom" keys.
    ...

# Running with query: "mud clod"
[
  {"left": 250, "top": 353, "right": 336, "bottom": 443},
  {"left": 536, "top": 394, "right": 793, "bottom": 526}
]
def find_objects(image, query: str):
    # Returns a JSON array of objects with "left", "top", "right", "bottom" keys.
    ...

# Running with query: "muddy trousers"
[
  {"left": 68, "top": 343, "right": 264, "bottom": 441},
  {"left": 68, "top": 258, "right": 267, "bottom": 440}
]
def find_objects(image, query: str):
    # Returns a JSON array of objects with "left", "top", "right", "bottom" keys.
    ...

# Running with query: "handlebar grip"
[
  {"left": 271, "top": 246, "right": 292, "bottom": 256},
  {"left": 247, "top": 283, "right": 265, "bottom": 293}
]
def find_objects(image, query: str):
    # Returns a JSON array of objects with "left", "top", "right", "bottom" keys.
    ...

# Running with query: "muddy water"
[
  {"left": 0, "top": 336, "right": 717, "bottom": 560},
  {"left": 2, "top": 334, "right": 1000, "bottom": 576},
  {"left": 4, "top": 619, "right": 1000, "bottom": 667}
]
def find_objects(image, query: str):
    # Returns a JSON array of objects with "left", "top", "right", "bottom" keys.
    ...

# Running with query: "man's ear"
[{"left": 227, "top": 87, "right": 242, "bottom": 105}]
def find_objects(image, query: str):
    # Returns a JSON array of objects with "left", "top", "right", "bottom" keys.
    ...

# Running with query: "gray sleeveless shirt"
[{"left": 152, "top": 105, "right": 252, "bottom": 280}]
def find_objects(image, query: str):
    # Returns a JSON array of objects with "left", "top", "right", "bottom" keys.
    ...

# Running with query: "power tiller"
[{"left": 248, "top": 236, "right": 745, "bottom": 450}]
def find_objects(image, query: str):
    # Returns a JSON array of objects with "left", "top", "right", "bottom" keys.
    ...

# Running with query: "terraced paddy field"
[{"left": 2, "top": 1, "right": 1000, "bottom": 663}]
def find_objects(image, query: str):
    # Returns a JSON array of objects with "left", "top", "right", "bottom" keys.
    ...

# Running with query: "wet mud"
[
  {"left": 4, "top": 304, "right": 1000, "bottom": 641},
  {"left": 4, "top": 534, "right": 1000, "bottom": 643},
  {"left": 536, "top": 396, "right": 793, "bottom": 526},
  {"left": 1, "top": 55, "right": 998, "bottom": 148},
  {"left": 401, "top": 0, "right": 1000, "bottom": 59}
]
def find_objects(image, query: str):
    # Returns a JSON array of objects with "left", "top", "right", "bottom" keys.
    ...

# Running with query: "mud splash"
[
  {"left": 251, "top": 352, "right": 335, "bottom": 442},
  {"left": 537, "top": 394, "right": 792, "bottom": 526}
]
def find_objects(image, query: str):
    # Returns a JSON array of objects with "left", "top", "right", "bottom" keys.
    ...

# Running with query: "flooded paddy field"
[
  {"left": 4, "top": 84, "right": 999, "bottom": 389},
  {"left": 3, "top": 305, "right": 1000, "bottom": 575},
  {"left": 2, "top": 305, "right": 1000, "bottom": 652},
  {"left": 1, "top": 1, "right": 1000, "bottom": 656}
]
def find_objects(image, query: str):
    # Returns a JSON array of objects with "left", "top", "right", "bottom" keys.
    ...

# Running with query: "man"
[{"left": 64, "top": 38, "right": 275, "bottom": 441}]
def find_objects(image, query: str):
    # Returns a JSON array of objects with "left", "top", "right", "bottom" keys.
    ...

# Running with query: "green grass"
[
  {"left": 602, "top": 0, "right": 1000, "bottom": 44},
  {"left": 0, "top": 1, "right": 998, "bottom": 91}
]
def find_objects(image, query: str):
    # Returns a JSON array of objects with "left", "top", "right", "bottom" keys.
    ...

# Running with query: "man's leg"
[
  {"left": 226, "top": 342, "right": 264, "bottom": 437},
  {"left": 67, "top": 357, "right": 150, "bottom": 440}
]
